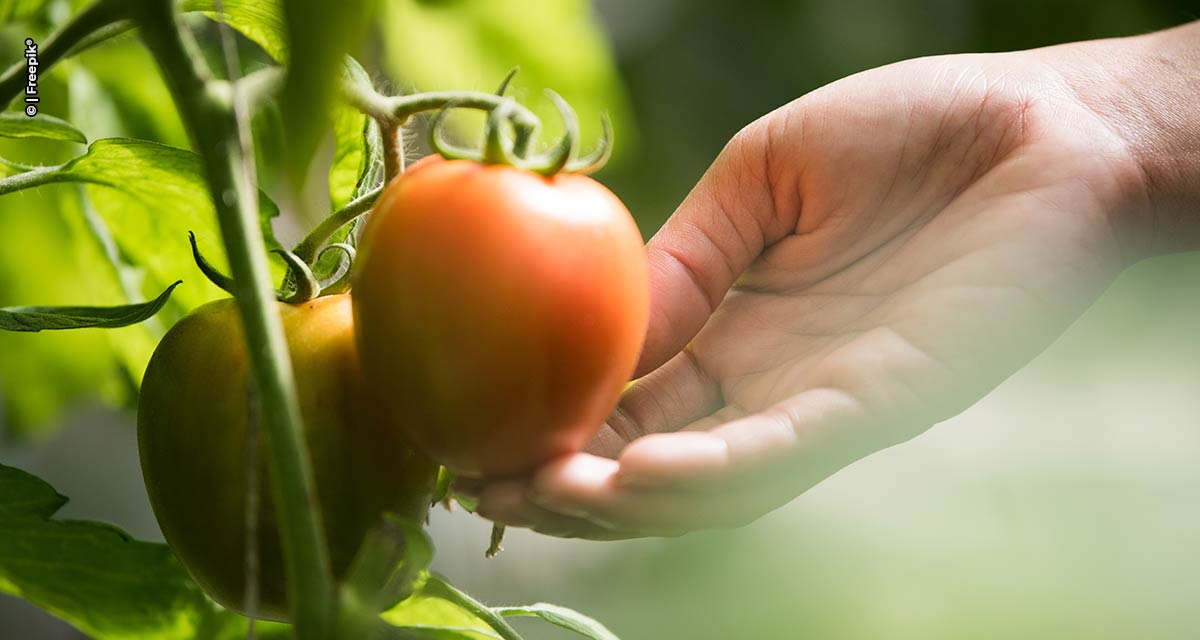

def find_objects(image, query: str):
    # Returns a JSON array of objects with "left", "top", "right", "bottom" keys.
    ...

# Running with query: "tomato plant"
[
  {"left": 353, "top": 155, "right": 648, "bottom": 477},
  {"left": 0, "top": 0, "right": 633, "bottom": 638},
  {"left": 137, "top": 295, "right": 438, "bottom": 621}
]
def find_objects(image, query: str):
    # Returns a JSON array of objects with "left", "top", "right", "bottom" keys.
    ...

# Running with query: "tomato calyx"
[
  {"left": 191, "top": 70, "right": 615, "bottom": 304},
  {"left": 188, "top": 231, "right": 355, "bottom": 303},
  {"left": 429, "top": 88, "right": 612, "bottom": 178}
]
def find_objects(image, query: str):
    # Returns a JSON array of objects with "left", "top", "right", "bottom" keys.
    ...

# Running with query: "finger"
[
  {"left": 510, "top": 395, "right": 868, "bottom": 536},
  {"left": 472, "top": 477, "right": 629, "bottom": 540},
  {"left": 522, "top": 455, "right": 761, "bottom": 536},
  {"left": 616, "top": 388, "right": 883, "bottom": 492},
  {"left": 599, "top": 348, "right": 722, "bottom": 453},
  {"left": 636, "top": 121, "right": 792, "bottom": 376},
  {"left": 470, "top": 457, "right": 642, "bottom": 540}
]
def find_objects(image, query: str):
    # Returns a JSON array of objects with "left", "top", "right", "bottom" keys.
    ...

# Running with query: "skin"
[
  {"left": 464, "top": 22, "right": 1200, "bottom": 539},
  {"left": 352, "top": 157, "right": 649, "bottom": 477},
  {"left": 138, "top": 295, "right": 438, "bottom": 620}
]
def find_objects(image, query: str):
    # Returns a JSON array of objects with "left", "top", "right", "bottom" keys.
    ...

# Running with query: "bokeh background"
[{"left": 3, "top": 0, "right": 1200, "bottom": 638}]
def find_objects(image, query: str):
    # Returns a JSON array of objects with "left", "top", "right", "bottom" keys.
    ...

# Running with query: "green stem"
[
  {"left": 292, "top": 183, "right": 383, "bottom": 262},
  {"left": 340, "top": 73, "right": 539, "bottom": 133},
  {"left": 211, "top": 66, "right": 285, "bottom": 116},
  {"left": 133, "top": 2, "right": 334, "bottom": 637},
  {"left": 426, "top": 575, "right": 525, "bottom": 640},
  {"left": 0, "top": 0, "right": 127, "bottom": 107},
  {"left": 0, "top": 166, "right": 61, "bottom": 197}
]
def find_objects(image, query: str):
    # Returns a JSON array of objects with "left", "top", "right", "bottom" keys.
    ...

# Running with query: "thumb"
[{"left": 635, "top": 121, "right": 789, "bottom": 376}]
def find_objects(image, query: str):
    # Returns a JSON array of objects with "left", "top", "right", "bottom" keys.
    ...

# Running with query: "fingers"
[
  {"left": 609, "top": 348, "right": 722, "bottom": 441},
  {"left": 473, "top": 388, "right": 896, "bottom": 539},
  {"left": 583, "top": 346, "right": 723, "bottom": 459},
  {"left": 636, "top": 121, "right": 793, "bottom": 376}
]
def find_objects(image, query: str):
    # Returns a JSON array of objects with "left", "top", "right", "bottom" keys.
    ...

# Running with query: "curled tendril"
[
  {"left": 188, "top": 231, "right": 236, "bottom": 295},
  {"left": 429, "top": 103, "right": 484, "bottom": 163},
  {"left": 565, "top": 113, "right": 613, "bottom": 175},
  {"left": 272, "top": 249, "right": 319, "bottom": 304},
  {"left": 314, "top": 243, "right": 356, "bottom": 295},
  {"left": 521, "top": 90, "right": 579, "bottom": 177}
]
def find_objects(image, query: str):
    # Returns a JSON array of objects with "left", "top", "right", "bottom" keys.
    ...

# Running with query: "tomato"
[
  {"left": 351, "top": 157, "right": 649, "bottom": 477},
  {"left": 137, "top": 295, "right": 438, "bottom": 621}
]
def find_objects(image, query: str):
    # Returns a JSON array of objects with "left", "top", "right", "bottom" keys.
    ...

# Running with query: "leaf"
[
  {"left": 0, "top": 112, "right": 86, "bottom": 143},
  {"left": 0, "top": 463, "right": 278, "bottom": 640},
  {"left": 182, "top": 0, "right": 288, "bottom": 61},
  {"left": 0, "top": 280, "right": 180, "bottom": 332},
  {"left": 18, "top": 138, "right": 283, "bottom": 319},
  {"left": 382, "top": 575, "right": 498, "bottom": 640},
  {"left": 496, "top": 604, "right": 621, "bottom": 640},
  {"left": 329, "top": 56, "right": 375, "bottom": 211},
  {"left": 0, "top": 0, "right": 49, "bottom": 21},
  {"left": 387, "top": 625, "right": 502, "bottom": 640},
  {"left": 380, "top": 0, "right": 635, "bottom": 165},
  {"left": 0, "top": 151, "right": 132, "bottom": 436},
  {"left": 278, "top": 0, "right": 372, "bottom": 186}
]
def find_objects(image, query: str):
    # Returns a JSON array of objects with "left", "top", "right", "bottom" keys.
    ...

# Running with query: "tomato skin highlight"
[
  {"left": 137, "top": 295, "right": 437, "bottom": 621},
  {"left": 352, "top": 157, "right": 650, "bottom": 477}
]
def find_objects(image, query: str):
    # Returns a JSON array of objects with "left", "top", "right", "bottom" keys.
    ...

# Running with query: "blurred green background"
[{"left": 3, "top": 0, "right": 1200, "bottom": 638}]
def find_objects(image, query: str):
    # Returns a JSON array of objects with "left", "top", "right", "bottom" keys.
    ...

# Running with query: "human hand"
[{"left": 461, "top": 24, "right": 1200, "bottom": 539}]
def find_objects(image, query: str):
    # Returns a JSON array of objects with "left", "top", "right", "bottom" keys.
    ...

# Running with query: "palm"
[
  {"left": 473, "top": 52, "right": 1144, "bottom": 538},
  {"left": 701, "top": 54, "right": 1131, "bottom": 433}
]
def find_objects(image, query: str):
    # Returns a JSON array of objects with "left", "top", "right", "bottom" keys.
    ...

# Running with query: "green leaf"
[
  {"left": 0, "top": 463, "right": 280, "bottom": 640},
  {"left": 496, "top": 604, "right": 621, "bottom": 640},
  {"left": 0, "top": 280, "right": 180, "bottom": 332},
  {"left": 0, "top": 163, "right": 131, "bottom": 436},
  {"left": 380, "top": 0, "right": 635, "bottom": 166},
  {"left": 0, "top": 137, "right": 284, "bottom": 433},
  {"left": 329, "top": 56, "right": 375, "bottom": 211},
  {"left": 0, "top": 112, "right": 86, "bottom": 143},
  {"left": 383, "top": 575, "right": 498, "bottom": 640},
  {"left": 5, "top": 138, "right": 283, "bottom": 319},
  {"left": 0, "top": 0, "right": 49, "bottom": 21},
  {"left": 388, "top": 625, "right": 502, "bottom": 640},
  {"left": 278, "top": 0, "right": 372, "bottom": 186},
  {"left": 431, "top": 467, "right": 454, "bottom": 506},
  {"left": 181, "top": 0, "right": 288, "bottom": 61}
]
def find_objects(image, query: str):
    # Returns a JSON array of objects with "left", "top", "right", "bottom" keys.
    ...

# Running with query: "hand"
[{"left": 462, "top": 25, "right": 1198, "bottom": 539}]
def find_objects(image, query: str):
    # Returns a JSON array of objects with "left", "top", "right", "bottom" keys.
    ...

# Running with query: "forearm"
[{"left": 1052, "top": 21, "right": 1200, "bottom": 257}]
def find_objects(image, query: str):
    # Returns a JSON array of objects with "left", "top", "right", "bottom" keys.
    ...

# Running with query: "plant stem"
[
  {"left": 0, "top": 166, "right": 60, "bottom": 197},
  {"left": 0, "top": 0, "right": 127, "bottom": 107},
  {"left": 132, "top": 1, "right": 334, "bottom": 637},
  {"left": 340, "top": 74, "right": 540, "bottom": 132},
  {"left": 292, "top": 184, "right": 383, "bottom": 262},
  {"left": 426, "top": 575, "right": 525, "bottom": 640}
]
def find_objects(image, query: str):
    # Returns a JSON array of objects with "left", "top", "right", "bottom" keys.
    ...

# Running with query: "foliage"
[{"left": 0, "top": 0, "right": 631, "bottom": 637}]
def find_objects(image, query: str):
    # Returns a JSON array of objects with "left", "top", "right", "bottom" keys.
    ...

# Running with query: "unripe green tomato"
[
  {"left": 352, "top": 157, "right": 650, "bottom": 477},
  {"left": 138, "top": 295, "right": 437, "bottom": 621}
]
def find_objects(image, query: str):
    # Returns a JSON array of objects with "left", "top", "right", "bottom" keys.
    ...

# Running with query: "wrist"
[{"left": 1050, "top": 21, "right": 1200, "bottom": 259}]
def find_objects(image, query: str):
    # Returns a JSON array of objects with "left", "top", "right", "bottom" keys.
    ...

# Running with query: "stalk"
[{"left": 131, "top": 1, "right": 334, "bottom": 637}]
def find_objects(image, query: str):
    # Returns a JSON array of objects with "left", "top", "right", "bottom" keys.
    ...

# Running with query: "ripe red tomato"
[
  {"left": 352, "top": 157, "right": 649, "bottom": 477},
  {"left": 138, "top": 295, "right": 437, "bottom": 621}
]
